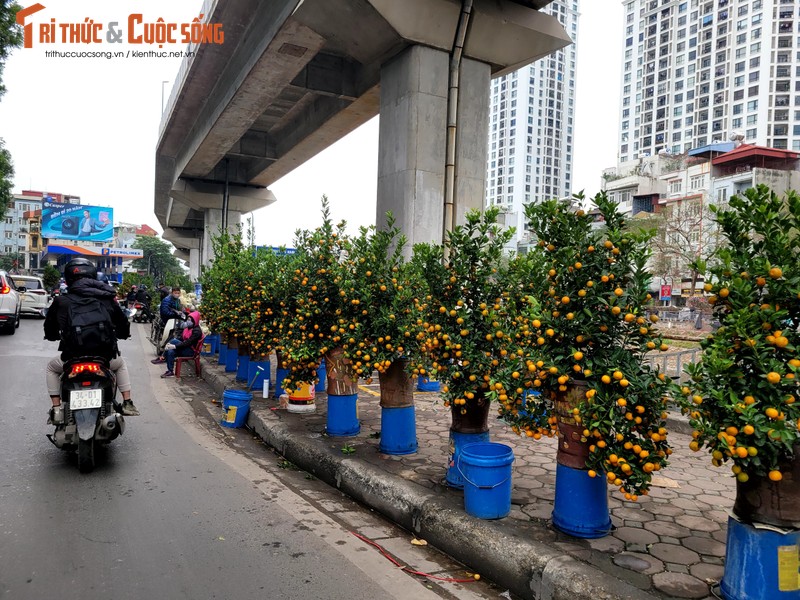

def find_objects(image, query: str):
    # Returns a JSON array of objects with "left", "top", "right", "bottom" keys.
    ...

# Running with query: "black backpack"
[{"left": 63, "top": 296, "right": 117, "bottom": 357}]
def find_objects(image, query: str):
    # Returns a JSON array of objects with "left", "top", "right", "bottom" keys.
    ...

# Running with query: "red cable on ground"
[{"left": 350, "top": 531, "right": 477, "bottom": 583}]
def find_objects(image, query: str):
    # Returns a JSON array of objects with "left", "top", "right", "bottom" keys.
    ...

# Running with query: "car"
[
  {"left": 0, "top": 270, "right": 23, "bottom": 334},
  {"left": 10, "top": 274, "right": 50, "bottom": 317}
]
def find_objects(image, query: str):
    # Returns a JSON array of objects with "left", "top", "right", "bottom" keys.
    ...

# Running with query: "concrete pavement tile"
[
  {"left": 675, "top": 514, "right": 721, "bottom": 532},
  {"left": 695, "top": 494, "right": 733, "bottom": 508},
  {"left": 652, "top": 572, "right": 709, "bottom": 598},
  {"left": 665, "top": 563, "right": 690, "bottom": 573},
  {"left": 612, "top": 507, "right": 649, "bottom": 522},
  {"left": 711, "top": 528, "right": 728, "bottom": 543},
  {"left": 613, "top": 552, "right": 664, "bottom": 575},
  {"left": 520, "top": 503, "right": 553, "bottom": 521},
  {"left": 644, "top": 520, "right": 692, "bottom": 538},
  {"left": 649, "top": 543, "right": 700, "bottom": 564},
  {"left": 689, "top": 561, "right": 725, "bottom": 583},
  {"left": 669, "top": 497, "right": 711, "bottom": 511},
  {"left": 683, "top": 536, "right": 727, "bottom": 557},
  {"left": 586, "top": 536, "right": 625, "bottom": 554},
  {"left": 615, "top": 526, "right": 659, "bottom": 545}
]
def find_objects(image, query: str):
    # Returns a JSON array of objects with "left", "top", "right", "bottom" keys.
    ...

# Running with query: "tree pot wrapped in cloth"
[
  {"left": 447, "top": 392, "right": 491, "bottom": 489},
  {"left": 551, "top": 381, "right": 612, "bottom": 539},
  {"left": 324, "top": 347, "right": 360, "bottom": 437},
  {"left": 720, "top": 445, "right": 800, "bottom": 600},
  {"left": 217, "top": 332, "right": 228, "bottom": 366},
  {"left": 378, "top": 358, "right": 417, "bottom": 455},
  {"left": 224, "top": 336, "right": 239, "bottom": 373},
  {"left": 236, "top": 341, "right": 250, "bottom": 383}
]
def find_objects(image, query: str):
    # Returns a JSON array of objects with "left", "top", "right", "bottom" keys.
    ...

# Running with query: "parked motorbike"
[
  {"left": 149, "top": 310, "right": 186, "bottom": 355},
  {"left": 47, "top": 357, "right": 125, "bottom": 473}
]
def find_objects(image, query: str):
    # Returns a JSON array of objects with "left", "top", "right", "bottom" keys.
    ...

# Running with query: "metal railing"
[{"left": 647, "top": 348, "right": 701, "bottom": 382}]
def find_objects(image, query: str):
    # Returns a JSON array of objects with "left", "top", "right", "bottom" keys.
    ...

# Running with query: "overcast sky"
[{"left": 0, "top": 0, "right": 623, "bottom": 248}]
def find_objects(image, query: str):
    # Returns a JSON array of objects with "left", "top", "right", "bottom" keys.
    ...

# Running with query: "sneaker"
[
  {"left": 161, "top": 370, "right": 175, "bottom": 378},
  {"left": 121, "top": 400, "right": 140, "bottom": 416},
  {"left": 151, "top": 357, "right": 166, "bottom": 364}
]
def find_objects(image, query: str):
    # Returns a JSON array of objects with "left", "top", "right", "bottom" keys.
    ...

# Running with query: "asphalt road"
[{"left": 0, "top": 314, "right": 494, "bottom": 600}]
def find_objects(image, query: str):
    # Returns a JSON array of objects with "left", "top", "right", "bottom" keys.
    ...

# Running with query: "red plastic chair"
[{"left": 175, "top": 336, "right": 205, "bottom": 379}]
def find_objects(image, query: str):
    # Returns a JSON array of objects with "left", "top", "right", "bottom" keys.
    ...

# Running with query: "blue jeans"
[{"left": 165, "top": 338, "right": 194, "bottom": 371}]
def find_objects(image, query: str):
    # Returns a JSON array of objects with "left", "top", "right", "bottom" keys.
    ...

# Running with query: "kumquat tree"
[
  {"left": 338, "top": 215, "right": 419, "bottom": 383},
  {"left": 278, "top": 197, "right": 353, "bottom": 392},
  {"left": 247, "top": 246, "right": 297, "bottom": 361},
  {"left": 198, "top": 228, "right": 256, "bottom": 344},
  {"left": 494, "top": 193, "right": 673, "bottom": 500},
  {"left": 681, "top": 186, "right": 800, "bottom": 488},
  {"left": 411, "top": 207, "right": 516, "bottom": 432}
]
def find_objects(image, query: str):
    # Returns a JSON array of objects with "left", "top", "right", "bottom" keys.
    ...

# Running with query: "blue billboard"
[{"left": 41, "top": 201, "right": 114, "bottom": 242}]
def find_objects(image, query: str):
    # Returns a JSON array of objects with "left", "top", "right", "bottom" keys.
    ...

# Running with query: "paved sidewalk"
[{"left": 197, "top": 356, "right": 731, "bottom": 600}]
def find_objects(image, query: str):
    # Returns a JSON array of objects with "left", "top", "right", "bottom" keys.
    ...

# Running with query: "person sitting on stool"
[{"left": 160, "top": 310, "right": 202, "bottom": 378}]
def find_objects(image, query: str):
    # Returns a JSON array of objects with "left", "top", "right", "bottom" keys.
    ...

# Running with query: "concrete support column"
[
  {"left": 189, "top": 248, "right": 201, "bottom": 281},
  {"left": 202, "top": 208, "right": 242, "bottom": 266},
  {"left": 376, "top": 45, "right": 490, "bottom": 251}
]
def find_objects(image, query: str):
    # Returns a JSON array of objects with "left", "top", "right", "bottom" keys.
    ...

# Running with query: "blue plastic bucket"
[
  {"left": 274, "top": 367, "right": 290, "bottom": 398},
  {"left": 247, "top": 360, "right": 270, "bottom": 390},
  {"left": 721, "top": 516, "right": 800, "bottom": 600},
  {"left": 552, "top": 463, "right": 612, "bottom": 538},
  {"left": 459, "top": 442, "right": 515, "bottom": 519},
  {"left": 417, "top": 376, "right": 440, "bottom": 392},
  {"left": 315, "top": 359, "right": 327, "bottom": 393},
  {"left": 205, "top": 334, "right": 219, "bottom": 355},
  {"left": 218, "top": 342, "right": 227, "bottom": 365},
  {"left": 236, "top": 354, "right": 250, "bottom": 382},
  {"left": 224, "top": 346, "right": 238, "bottom": 373},
  {"left": 326, "top": 394, "right": 360, "bottom": 437},
  {"left": 221, "top": 389, "right": 252, "bottom": 428},
  {"left": 446, "top": 430, "right": 490, "bottom": 488},
  {"left": 379, "top": 406, "right": 418, "bottom": 455}
]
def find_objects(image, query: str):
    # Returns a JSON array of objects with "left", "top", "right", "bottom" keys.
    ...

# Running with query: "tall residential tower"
[
  {"left": 486, "top": 0, "right": 580, "bottom": 251},
  {"left": 618, "top": 0, "right": 800, "bottom": 162}
]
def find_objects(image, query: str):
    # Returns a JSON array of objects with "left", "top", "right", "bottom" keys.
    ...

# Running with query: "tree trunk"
[
  {"left": 324, "top": 347, "right": 358, "bottom": 396},
  {"left": 733, "top": 444, "right": 800, "bottom": 528},
  {"left": 554, "top": 381, "right": 591, "bottom": 469},
  {"left": 378, "top": 359, "right": 413, "bottom": 408},
  {"left": 450, "top": 391, "right": 490, "bottom": 434},
  {"left": 237, "top": 340, "right": 249, "bottom": 356},
  {"left": 227, "top": 336, "right": 239, "bottom": 350}
]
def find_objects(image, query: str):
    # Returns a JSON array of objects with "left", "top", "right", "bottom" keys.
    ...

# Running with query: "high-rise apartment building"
[
  {"left": 486, "top": 0, "right": 580, "bottom": 250},
  {"left": 618, "top": 0, "right": 800, "bottom": 163}
]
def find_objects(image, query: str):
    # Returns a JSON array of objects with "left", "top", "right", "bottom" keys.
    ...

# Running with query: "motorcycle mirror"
[{"left": 40, "top": 307, "right": 48, "bottom": 317}]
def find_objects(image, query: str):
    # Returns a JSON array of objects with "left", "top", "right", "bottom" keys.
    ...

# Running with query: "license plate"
[{"left": 70, "top": 389, "right": 103, "bottom": 409}]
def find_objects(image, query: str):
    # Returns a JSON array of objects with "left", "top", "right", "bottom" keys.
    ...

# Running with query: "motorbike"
[
  {"left": 131, "top": 302, "right": 154, "bottom": 323},
  {"left": 149, "top": 310, "right": 186, "bottom": 355},
  {"left": 47, "top": 357, "right": 125, "bottom": 473}
]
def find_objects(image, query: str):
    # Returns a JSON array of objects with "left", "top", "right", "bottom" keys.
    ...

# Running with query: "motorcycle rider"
[
  {"left": 44, "top": 258, "right": 140, "bottom": 420},
  {"left": 125, "top": 284, "right": 138, "bottom": 308},
  {"left": 134, "top": 284, "right": 154, "bottom": 321},
  {"left": 151, "top": 287, "right": 183, "bottom": 365}
]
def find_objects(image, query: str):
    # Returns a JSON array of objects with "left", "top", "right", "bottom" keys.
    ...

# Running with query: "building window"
[{"left": 689, "top": 175, "right": 705, "bottom": 190}]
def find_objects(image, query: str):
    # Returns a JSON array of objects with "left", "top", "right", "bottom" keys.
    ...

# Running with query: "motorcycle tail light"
[{"left": 69, "top": 363, "right": 102, "bottom": 376}]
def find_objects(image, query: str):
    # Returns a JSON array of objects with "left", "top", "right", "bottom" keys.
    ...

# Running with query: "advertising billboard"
[{"left": 41, "top": 201, "right": 114, "bottom": 242}]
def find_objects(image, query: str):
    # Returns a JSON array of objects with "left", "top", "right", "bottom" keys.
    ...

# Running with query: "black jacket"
[{"left": 44, "top": 278, "right": 131, "bottom": 360}]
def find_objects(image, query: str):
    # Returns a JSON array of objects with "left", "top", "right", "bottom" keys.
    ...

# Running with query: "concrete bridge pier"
[{"left": 377, "top": 45, "right": 490, "bottom": 250}]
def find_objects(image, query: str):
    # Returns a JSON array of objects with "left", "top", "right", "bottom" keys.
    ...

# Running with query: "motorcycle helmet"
[{"left": 64, "top": 258, "right": 97, "bottom": 286}]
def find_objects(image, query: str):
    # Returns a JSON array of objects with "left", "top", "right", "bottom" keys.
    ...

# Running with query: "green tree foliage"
[
  {"left": 0, "top": 1, "right": 22, "bottom": 99},
  {"left": 0, "top": 2, "right": 23, "bottom": 220},
  {"left": 0, "top": 250, "right": 22, "bottom": 271},
  {"left": 131, "top": 235, "right": 185, "bottom": 283},
  {"left": 0, "top": 137, "right": 13, "bottom": 220},
  {"left": 42, "top": 264, "right": 60, "bottom": 289}
]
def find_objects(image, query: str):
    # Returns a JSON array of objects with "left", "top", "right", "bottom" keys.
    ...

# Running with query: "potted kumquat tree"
[
  {"left": 411, "top": 207, "right": 518, "bottom": 487},
  {"left": 680, "top": 186, "right": 800, "bottom": 600},
  {"left": 494, "top": 193, "right": 672, "bottom": 538}
]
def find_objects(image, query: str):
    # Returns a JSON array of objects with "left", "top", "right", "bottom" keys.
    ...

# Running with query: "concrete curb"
[{"left": 201, "top": 363, "right": 658, "bottom": 600}]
